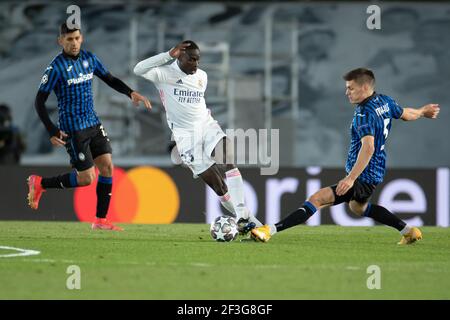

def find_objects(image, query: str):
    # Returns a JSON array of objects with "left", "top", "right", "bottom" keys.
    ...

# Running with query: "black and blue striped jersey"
[
  {"left": 38, "top": 50, "right": 108, "bottom": 133},
  {"left": 345, "top": 93, "right": 404, "bottom": 185}
]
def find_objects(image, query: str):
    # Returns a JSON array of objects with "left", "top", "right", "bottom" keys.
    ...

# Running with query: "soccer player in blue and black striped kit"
[
  {"left": 27, "top": 23, "right": 151, "bottom": 230},
  {"left": 252, "top": 68, "right": 440, "bottom": 244}
]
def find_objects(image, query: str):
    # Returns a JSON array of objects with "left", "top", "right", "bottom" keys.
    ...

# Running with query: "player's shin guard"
[
  {"left": 275, "top": 201, "right": 317, "bottom": 232},
  {"left": 363, "top": 204, "right": 407, "bottom": 231},
  {"left": 41, "top": 171, "right": 78, "bottom": 189},
  {"left": 96, "top": 176, "right": 112, "bottom": 219},
  {"left": 225, "top": 168, "right": 248, "bottom": 220}
]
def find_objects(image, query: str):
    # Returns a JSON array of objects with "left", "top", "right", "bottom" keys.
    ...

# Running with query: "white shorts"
[{"left": 172, "top": 116, "right": 226, "bottom": 176}]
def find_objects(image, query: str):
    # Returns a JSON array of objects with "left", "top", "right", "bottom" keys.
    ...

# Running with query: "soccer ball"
[{"left": 210, "top": 216, "right": 239, "bottom": 242}]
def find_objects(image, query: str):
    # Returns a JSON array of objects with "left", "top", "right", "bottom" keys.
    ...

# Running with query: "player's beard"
[{"left": 65, "top": 45, "right": 80, "bottom": 57}]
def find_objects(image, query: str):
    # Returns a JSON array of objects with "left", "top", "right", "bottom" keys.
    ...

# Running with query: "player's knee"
[
  {"left": 78, "top": 172, "right": 96, "bottom": 186},
  {"left": 99, "top": 162, "right": 113, "bottom": 177},
  {"left": 307, "top": 193, "right": 321, "bottom": 208},
  {"left": 349, "top": 201, "right": 365, "bottom": 216}
]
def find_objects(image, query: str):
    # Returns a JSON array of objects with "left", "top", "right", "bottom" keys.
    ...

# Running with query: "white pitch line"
[
  {"left": 25, "top": 258, "right": 56, "bottom": 263},
  {"left": 0, "top": 246, "right": 41, "bottom": 258},
  {"left": 190, "top": 263, "right": 212, "bottom": 268},
  {"left": 345, "top": 266, "right": 361, "bottom": 270}
]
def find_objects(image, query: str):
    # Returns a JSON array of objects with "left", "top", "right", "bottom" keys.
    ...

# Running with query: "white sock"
[
  {"left": 400, "top": 225, "right": 411, "bottom": 235},
  {"left": 225, "top": 168, "right": 248, "bottom": 220},
  {"left": 269, "top": 224, "right": 277, "bottom": 235},
  {"left": 220, "top": 193, "right": 236, "bottom": 218},
  {"left": 248, "top": 213, "right": 263, "bottom": 227}
]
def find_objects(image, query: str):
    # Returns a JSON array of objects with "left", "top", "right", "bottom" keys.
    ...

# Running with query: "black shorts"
[
  {"left": 330, "top": 179, "right": 376, "bottom": 205},
  {"left": 64, "top": 124, "right": 112, "bottom": 171}
]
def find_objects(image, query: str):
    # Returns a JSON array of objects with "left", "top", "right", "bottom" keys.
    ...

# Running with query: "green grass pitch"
[{"left": 1, "top": 221, "right": 449, "bottom": 299}]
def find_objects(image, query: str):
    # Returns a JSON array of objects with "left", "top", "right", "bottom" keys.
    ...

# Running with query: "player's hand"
[
  {"left": 50, "top": 131, "right": 68, "bottom": 147},
  {"left": 422, "top": 104, "right": 440, "bottom": 119},
  {"left": 169, "top": 42, "right": 191, "bottom": 59},
  {"left": 336, "top": 176, "right": 355, "bottom": 196},
  {"left": 131, "top": 91, "right": 152, "bottom": 110}
]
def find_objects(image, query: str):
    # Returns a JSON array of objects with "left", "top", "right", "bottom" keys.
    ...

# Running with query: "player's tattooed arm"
[{"left": 401, "top": 104, "right": 440, "bottom": 121}]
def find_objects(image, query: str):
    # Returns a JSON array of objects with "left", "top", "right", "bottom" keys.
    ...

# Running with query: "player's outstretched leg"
[
  {"left": 397, "top": 227, "right": 422, "bottom": 245},
  {"left": 251, "top": 186, "right": 334, "bottom": 242},
  {"left": 251, "top": 201, "right": 317, "bottom": 242},
  {"left": 352, "top": 202, "right": 422, "bottom": 245},
  {"left": 27, "top": 171, "right": 79, "bottom": 209}
]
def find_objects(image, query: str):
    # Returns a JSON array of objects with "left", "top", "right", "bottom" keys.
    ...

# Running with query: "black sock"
[
  {"left": 363, "top": 204, "right": 406, "bottom": 231},
  {"left": 275, "top": 201, "right": 317, "bottom": 232},
  {"left": 41, "top": 171, "right": 78, "bottom": 189},
  {"left": 96, "top": 176, "right": 112, "bottom": 219}
]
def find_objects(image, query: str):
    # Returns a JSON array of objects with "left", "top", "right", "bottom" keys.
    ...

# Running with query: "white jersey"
[{"left": 134, "top": 51, "right": 209, "bottom": 129}]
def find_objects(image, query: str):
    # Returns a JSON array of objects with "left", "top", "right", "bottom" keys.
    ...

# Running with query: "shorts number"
[{"left": 100, "top": 125, "right": 108, "bottom": 137}]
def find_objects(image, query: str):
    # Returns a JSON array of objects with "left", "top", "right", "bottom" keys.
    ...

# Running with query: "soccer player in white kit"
[{"left": 134, "top": 41, "right": 262, "bottom": 234}]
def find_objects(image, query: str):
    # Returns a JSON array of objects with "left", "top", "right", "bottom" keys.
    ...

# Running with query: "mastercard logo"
[{"left": 74, "top": 166, "right": 180, "bottom": 223}]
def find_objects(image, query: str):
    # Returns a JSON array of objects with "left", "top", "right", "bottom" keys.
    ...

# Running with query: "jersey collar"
[
  {"left": 357, "top": 92, "right": 377, "bottom": 108},
  {"left": 62, "top": 49, "right": 81, "bottom": 61}
]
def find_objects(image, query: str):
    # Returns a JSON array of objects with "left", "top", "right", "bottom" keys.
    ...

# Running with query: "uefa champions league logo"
[{"left": 40, "top": 74, "right": 48, "bottom": 85}]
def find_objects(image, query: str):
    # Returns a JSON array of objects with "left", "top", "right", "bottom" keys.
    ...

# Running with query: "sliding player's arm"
[
  {"left": 336, "top": 135, "right": 375, "bottom": 195},
  {"left": 400, "top": 104, "right": 440, "bottom": 121}
]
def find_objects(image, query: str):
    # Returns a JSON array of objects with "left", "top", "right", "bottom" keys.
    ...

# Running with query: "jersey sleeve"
[
  {"left": 389, "top": 97, "right": 404, "bottom": 119},
  {"left": 38, "top": 64, "right": 59, "bottom": 93},
  {"left": 141, "top": 67, "right": 166, "bottom": 83},
  {"left": 92, "top": 53, "right": 109, "bottom": 78},
  {"left": 356, "top": 112, "right": 375, "bottom": 138},
  {"left": 134, "top": 51, "right": 174, "bottom": 84}
]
